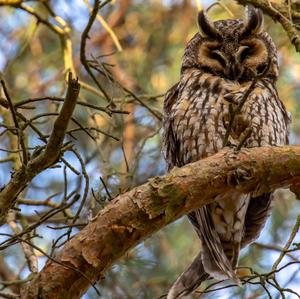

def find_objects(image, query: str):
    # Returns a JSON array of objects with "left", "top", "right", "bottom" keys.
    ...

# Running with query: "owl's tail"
[
  {"left": 167, "top": 252, "right": 209, "bottom": 299},
  {"left": 167, "top": 207, "right": 242, "bottom": 298}
]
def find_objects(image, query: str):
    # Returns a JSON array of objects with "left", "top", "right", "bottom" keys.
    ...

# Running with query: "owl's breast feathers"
[
  {"left": 163, "top": 70, "right": 289, "bottom": 169},
  {"left": 163, "top": 69, "right": 289, "bottom": 284}
]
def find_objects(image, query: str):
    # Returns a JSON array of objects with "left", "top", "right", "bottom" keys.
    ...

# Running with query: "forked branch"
[{"left": 0, "top": 73, "right": 80, "bottom": 225}]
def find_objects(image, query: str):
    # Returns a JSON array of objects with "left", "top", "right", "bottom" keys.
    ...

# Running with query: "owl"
[{"left": 162, "top": 6, "right": 290, "bottom": 299}]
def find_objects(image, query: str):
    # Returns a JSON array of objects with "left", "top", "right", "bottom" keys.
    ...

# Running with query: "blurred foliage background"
[{"left": 0, "top": 0, "right": 300, "bottom": 298}]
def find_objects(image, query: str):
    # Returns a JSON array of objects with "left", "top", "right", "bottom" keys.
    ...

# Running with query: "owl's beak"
[{"left": 225, "top": 63, "right": 241, "bottom": 80}]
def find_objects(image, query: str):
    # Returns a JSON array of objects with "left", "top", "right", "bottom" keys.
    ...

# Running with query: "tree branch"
[
  {"left": 236, "top": 0, "right": 300, "bottom": 52},
  {"left": 0, "top": 73, "right": 80, "bottom": 225},
  {"left": 21, "top": 145, "right": 300, "bottom": 299}
]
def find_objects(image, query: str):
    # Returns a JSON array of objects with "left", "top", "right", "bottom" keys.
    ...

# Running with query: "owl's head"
[{"left": 182, "top": 6, "right": 278, "bottom": 82}]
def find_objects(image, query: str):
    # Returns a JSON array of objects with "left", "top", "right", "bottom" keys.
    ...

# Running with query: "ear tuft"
[
  {"left": 198, "top": 10, "right": 220, "bottom": 38},
  {"left": 242, "top": 5, "right": 264, "bottom": 37}
]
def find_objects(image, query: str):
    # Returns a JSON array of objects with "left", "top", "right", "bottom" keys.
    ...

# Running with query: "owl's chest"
[
  {"left": 171, "top": 88, "right": 229, "bottom": 162},
  {"left": 171, "top": 81, "right": 287, "bottom": 164},
  {"left": 240, "top": 88, "right": 288, "bottom": 147}
]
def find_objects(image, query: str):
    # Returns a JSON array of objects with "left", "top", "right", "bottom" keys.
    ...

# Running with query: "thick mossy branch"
[{"left": 21, "top": 146, "right": 300, "bottom": 299}]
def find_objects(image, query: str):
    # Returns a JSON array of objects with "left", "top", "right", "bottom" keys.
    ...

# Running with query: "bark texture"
[{"left": 21, "top": 146, "right": 300, "bottom": 298}]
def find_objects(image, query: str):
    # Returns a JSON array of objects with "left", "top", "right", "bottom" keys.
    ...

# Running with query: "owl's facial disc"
[
  {"left": 198, "top": 41, "right": 227, "bottom": 74},
  {"left": 196, "top": 6, "right": 268, "bottom": 81},
  {"left": 198, "top": 38, "right": 268, "bottom": 80},
  {"left": 238, "top": 39, "right": 269, "bottom": 74}
]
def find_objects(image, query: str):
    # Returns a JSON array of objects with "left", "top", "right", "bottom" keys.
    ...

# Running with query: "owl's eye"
[
  {"left": 198, "top": 42, "right": 227, "bottom": 71},
  {"left": 239, "top": 39, "right": 268, "bottom": 65},
  {"left": 209, "top": 49, "right": 227, "bottom": 67},
  {"left": 238, "top": 46, "right": 253, "bottom": 61}
]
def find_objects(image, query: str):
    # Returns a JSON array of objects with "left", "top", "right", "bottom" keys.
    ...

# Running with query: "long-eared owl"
[{"left": 162, "top": 6, "right": 290, "bottom": 298}]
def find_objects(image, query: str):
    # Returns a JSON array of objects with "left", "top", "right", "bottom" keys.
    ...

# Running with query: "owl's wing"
[
  {"left": 163, "top": 83, "right": 212, "bottom": 298},
  {"left": 162, "top": 82, "right": 184, "bottom": 170},
  {"left": 167, "top": 251, "right": 210, "bottom": 299},
  {"left": 241, "top": 193, "right": 273, "bottom": 248},
  {"left": 168, "top": 209, "right": 233, "bottom": 299},
  {"left": 164, "top": 80, "right": 241, "bottom": 297},
  {"left": 188, "top": 209, "right": 239, "bottom": 281},
  {"left": 241, "top": 83, "right": 289, "bottom": 247}
]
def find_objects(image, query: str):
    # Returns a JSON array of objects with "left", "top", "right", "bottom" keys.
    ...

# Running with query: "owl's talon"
[
  {"left": 236, "top": 167, "right": 253, "bottom": 182},
  {"left": 227, "top": 167, "right": 253, "bottom": 186}
]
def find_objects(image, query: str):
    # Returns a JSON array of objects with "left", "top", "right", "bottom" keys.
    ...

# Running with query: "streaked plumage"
[{"left": 162, "top": 6, "right": 290, "bottom": 298}]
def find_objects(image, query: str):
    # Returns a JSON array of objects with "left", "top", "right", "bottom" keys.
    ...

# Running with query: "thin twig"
[
  {"left": 80, "top": 0, "right": 113, "bottom": 104},
  {"left": 1, "top": 80, "right": 28, "bottom": 165},
  {"left": 272, "top": 215, "right": 300, "bottom": 271},
  {"left": 100, "top": 176, "right": 112, "bottom": 200},
  {"left": 6, "top": 210, "right": 38, "bottom": 273}
]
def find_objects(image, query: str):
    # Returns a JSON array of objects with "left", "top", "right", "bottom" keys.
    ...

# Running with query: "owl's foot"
[{"left": 227, "top": 167, "right": 253, "bottom": 186}]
